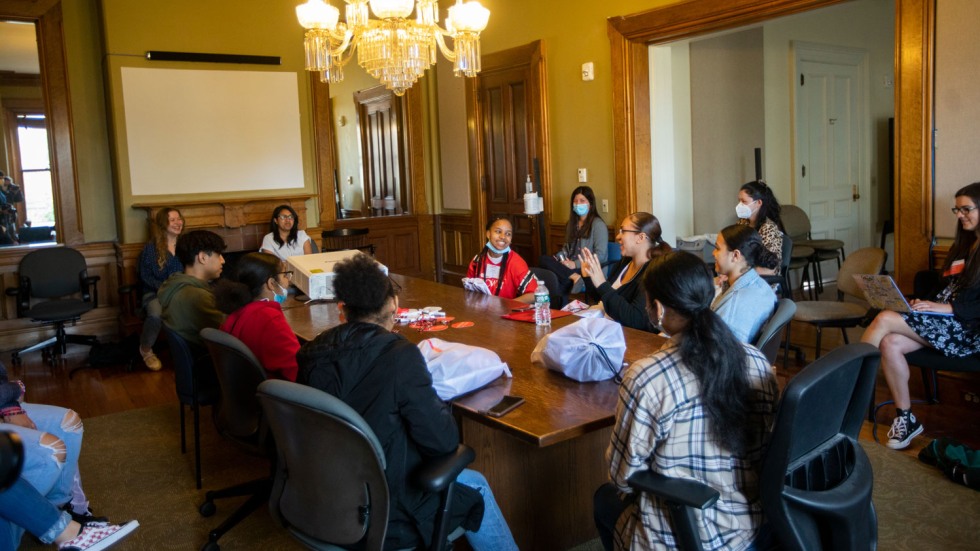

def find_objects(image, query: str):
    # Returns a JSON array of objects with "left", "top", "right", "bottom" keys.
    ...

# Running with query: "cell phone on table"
[{"left": 482, "top": 395, "right": 525, "bottom": 418}]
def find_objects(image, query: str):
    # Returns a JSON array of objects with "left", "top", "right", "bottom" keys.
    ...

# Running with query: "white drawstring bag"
[
  {"left": 531, "top": 318, "right": 627, "bottom": 382},
  {"left": 418, "top": 338, "right": 512, "bottom": 400}
]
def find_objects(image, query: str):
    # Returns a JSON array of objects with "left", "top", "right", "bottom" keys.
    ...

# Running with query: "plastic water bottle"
[{"left": 534, "top": 279, "right": 551, "bottom": 326}]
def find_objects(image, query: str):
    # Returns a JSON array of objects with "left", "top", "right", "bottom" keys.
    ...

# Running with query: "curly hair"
[
  {"left": 214, "top": 252, "right": 281, "bottom": 314},
  {"left": 643, "top": 251, "right": 755, "bottom": 456},
  {"left": 332, "top": 253, "right": 397, "bottom": 323},
  {"left": 175, "top": 230, "right": 226, "bottom": 267},
  {"left": 151, "top": 207, "right": 182, "bottom": 269}
]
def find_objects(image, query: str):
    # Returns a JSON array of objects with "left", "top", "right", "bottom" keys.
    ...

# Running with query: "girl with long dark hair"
[
  {"left": 214, "top": 252, "right": 300, "bottom": 381},
  {"left": 594, "top": 251, "right": 778, "bottom": 551},
  {"left": 711, "top": 224, "right": 779, "bottom": 343},
  {"left": 466, "top": 217, "right": 538, "bottom": 302},
  {"left": 862, "top": 182, "right": 980, "bottom": 449},
  {"left": 538, "top": 186, "right": 609, "bottom": 299},
  {"left": 578, "top": 212, "right": 672, "bottom": 331},
  {"left": 260, "top": 204, "right": 312, "bottom": 261},
  {"left": 736, "top": 180, "right": 784, "bottom": 273}
]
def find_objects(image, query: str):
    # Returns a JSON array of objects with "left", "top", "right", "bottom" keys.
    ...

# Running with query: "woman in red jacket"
[
  {"left": 214, "top": 252, "right": 300, "bottom": 381},
  {"left": 466, "top": 217, "right": 538, "bottom": 302}
]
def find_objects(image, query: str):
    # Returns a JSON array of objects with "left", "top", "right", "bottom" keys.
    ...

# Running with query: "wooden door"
[
  {"left": 356, "top": 86, "right": 407, "bottom": 215},
  {"left": 471, "top": 42, "right": 549, "bottom": 263}
]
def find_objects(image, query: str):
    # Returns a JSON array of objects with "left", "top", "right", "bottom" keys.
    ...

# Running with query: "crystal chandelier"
[{"left": 296, "top": 0, "right": 490, "bottom": 96}]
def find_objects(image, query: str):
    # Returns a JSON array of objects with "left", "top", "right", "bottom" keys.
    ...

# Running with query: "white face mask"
[{"left": 735, "top": 202, "right": 754, "bottom": 219}]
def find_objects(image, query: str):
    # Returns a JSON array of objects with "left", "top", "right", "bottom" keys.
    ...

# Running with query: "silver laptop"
[{"left": 852, "top": 274, "right": 953, "bottom": 316}]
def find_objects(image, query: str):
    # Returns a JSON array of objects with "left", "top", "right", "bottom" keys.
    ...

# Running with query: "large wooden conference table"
[{"left": 284, "top": 274, "right": 666, "bottom": 550}]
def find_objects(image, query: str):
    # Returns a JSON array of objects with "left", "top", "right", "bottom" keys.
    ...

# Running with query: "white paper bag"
[
  {"left": 531, "top": 318, "right": 626, "bottom": 382},
  {"left": 418, "top": 338, "right": 512, "bottom": 400}
]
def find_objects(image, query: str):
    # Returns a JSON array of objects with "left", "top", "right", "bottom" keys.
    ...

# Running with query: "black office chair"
[
  {"left": 529, "top": 267, "right": 564, "bottom": 308},
  {"left": 753, "top": 298, "right": 796, "bottom": 366},
  {"left": 163, "top": 324, "right": 220, "bottom": 490},
  {"left": 321, "top": 227, "right": 375, "bottom": 255},
  {"left": 6, "top": 247, "right": 100, "bottom": 365},
  {"left": 198, "top": 328, "right": 272, "bottom": 551},
  {"left": 627, "top": 343, "right": 880, "bottom": 551},
  {"left": 257, "top": 379, "right": 475, "bottom": 551}
]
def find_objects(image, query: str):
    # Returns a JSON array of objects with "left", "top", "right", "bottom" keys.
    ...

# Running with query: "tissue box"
[{"left": 286, "top": 250, "right": 387, "bottom": 300}]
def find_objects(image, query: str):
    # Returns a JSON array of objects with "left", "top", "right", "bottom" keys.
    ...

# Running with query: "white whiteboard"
[{"left": 121, "top": 67, "right": 304, "bottom": 196}]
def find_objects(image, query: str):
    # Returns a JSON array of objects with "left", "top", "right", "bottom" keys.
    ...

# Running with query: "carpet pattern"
[{"left": 19, "top": 404, "right": 980, "bottom": 550}]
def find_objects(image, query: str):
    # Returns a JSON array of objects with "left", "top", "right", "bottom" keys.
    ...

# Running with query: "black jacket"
[
  {"left": 583, "top": 257, "right": 655, "bottom": 332},
  {"left": 296, "top": 322, "right": 461, "bottom": 549}
]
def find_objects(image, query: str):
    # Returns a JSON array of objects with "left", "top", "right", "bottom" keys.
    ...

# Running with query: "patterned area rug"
[{"left": 19, "top": 404, "right": 980, "bottom": 550}]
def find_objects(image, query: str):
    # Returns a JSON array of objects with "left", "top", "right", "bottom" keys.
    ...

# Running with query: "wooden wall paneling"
[
  {"left": 0, "top": 243, "right": 121, "bottom": 352},
  {"left": 436, "top": 214, "right": 477, "bottom": 284}
]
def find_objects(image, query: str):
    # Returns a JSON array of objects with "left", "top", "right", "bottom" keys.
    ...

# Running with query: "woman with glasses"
[
  {"left": 578, "top": 212, "right": 672, "bottom": 331},
  {"left": 260, "top": 204, "right": 312, "bottom": 261},
  {"left": 214, "top": 252, "right": 300, "bottom": 381},
  {"left": 862, "top": 182, "right": 980, "bottom": 450}
]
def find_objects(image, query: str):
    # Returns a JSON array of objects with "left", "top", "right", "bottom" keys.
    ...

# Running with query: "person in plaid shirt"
[{"left": 594, "top": 251, "right": 779, "bottom": 551}]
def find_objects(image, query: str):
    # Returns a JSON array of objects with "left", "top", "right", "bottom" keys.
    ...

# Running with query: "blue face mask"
[
  {"left": 486, "top": 241, "right": 511, "bottom": 255},
  {"left": 573, "top": 204, "right": 590, "bottom": 217},
  {"left": 273, "top": 281, "right": 288, "bottom": 304}
]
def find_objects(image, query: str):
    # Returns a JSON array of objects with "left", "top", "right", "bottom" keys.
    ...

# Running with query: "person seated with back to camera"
[
  {"left": 578, "top": 212, "right": 672, "bottom": 332},
  {"left": 213, "top": 252, "right": 300, "bottom": 381},
  {"left": 467, "top": 216, "right": 538, "bottom": 303},
  {"left": 538, "top": 186, "right": 608, "bottom": 301},
  {"left": 593, "top": 251, "right": 778, "bottom": 551},
  {"left": 260, "top": 204, "right": 312, "bottom": 261},
  {"left": 136, "top": 207, "right": 185, "bottom": 371},
  {"left": 711, "top": 224, "right": 778, "bottom": 344},
  {"left": 297, "top": 254, "right": 518, "bottom": 551},
  {"left": 735, "top": 180, "right": 785, "bottom": 275},
  {"left": 861, "top": 181, "right": 980, "bottom": 450},
  {"left": 158, "top": 230, "right": 227, "bottom": 348}
]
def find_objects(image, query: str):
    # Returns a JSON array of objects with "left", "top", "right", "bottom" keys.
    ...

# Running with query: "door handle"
[{"left": 852, "top": 185, "right": 860, "bottom": 201}]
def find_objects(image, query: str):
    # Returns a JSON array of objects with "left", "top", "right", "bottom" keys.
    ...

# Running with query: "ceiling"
[{"left": 0, "top": 20, "right": 39, "bottom": 74}]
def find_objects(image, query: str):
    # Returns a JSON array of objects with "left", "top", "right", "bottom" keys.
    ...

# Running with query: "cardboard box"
[{"left": 286, "top": 250, "right": 387, "bottom": 300}]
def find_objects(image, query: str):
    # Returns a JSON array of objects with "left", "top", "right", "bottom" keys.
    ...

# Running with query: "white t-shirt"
[{"left": 260, "top": 229, "right": 310, "bottom": 261}]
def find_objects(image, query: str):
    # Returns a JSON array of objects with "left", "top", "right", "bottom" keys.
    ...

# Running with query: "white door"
[{"left": 794, "top": 43, "right": 869, "bottom": 280}]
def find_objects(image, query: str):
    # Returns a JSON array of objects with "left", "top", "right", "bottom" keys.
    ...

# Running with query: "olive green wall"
[
  {"left": 434, "top": 0, "right": 679, "bottom": 226},
  {"left": 99, "top": 0, "right": 314, "bottom": 243}
]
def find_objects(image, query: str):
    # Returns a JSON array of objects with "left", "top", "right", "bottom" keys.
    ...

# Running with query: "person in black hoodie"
[{"left": 296, "top": 254, "right": 517, "bottom": 551}]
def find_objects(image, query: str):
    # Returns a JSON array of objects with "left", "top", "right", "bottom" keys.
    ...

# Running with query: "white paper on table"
[{"left": 462, "top": 277, "right": 492, "bottom": 295}]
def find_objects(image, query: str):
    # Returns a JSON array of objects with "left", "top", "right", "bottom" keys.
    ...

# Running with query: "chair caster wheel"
[
  {"left": 199, "top": 501, "right": 216, "bottom": 517},
  {"left": 201, "top": 541, "right": 220, "bottom": 551}
]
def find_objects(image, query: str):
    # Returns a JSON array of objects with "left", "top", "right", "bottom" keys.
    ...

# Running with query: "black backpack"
[{"left": 918, "top": 437, "right": 980, "bottom": 491}]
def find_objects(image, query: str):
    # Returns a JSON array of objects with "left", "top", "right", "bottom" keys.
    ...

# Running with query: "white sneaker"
[
  {"left": 140, "top": 347, "right": 162, "bottom": 371},
  {"left": 59, "top": 520, "right": 139, "bottom": 551}
]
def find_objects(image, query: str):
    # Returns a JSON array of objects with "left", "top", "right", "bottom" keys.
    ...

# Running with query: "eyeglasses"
[
  {"left": 277, "top": 214, "right": 295, "bottom": 220},
  {"left": 277, "top": 270, "right": 293, "bottom": 280},
  {"left": 388, "top": 277, "right": 402, "bottom": 294},
  {"left": 951, "top": 206, "right": 978, "bottom": 215},
  {"left": 618, "top": 227, "right": 642, "bottom": 234}
]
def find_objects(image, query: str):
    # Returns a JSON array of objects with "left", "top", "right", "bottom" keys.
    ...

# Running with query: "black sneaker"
[
  {"left": 62, "top": 504, "right": 108, "bottom": 525},
  {"left": 886, "top": 410, "right": 924, "bottom": 449}
]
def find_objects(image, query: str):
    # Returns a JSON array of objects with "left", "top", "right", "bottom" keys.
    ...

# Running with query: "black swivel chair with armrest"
[
  {"left": 753, "top": 298, "right": 796, "bottom": 366},
  {"left": 529, "top": 267, "right": 564, "bottom": 308},
  {"left": 162, "top": 324, "right": 220, "bottom": 490},
  {"left": 627, "top": 343, "right": 880, "bottom": 551},
  {"left": 198, "top": 327, "right": 273, "bottom": 551},
  {"left": 257, "top": 379, "right": 475, "bottom": 551},
  {"left": 6, "top": 247, "right": 100, "bottom": 365}
]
